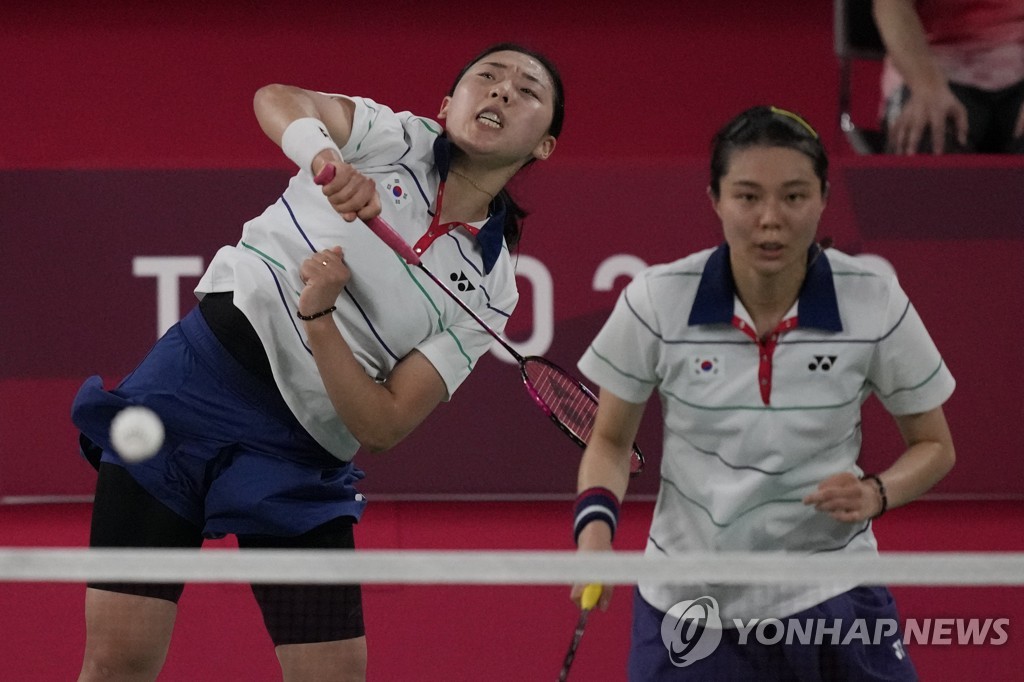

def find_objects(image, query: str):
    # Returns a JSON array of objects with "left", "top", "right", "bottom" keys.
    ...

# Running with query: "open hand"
[
  {"left": 802, "top": 472, "right": 882, "bottom": 522},
  {"left": 888, "top": 85, "right": 969, "bottom": 155}
]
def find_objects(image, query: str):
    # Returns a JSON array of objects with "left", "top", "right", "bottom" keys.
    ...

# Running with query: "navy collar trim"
[
  {"left": 433, "top": 135, "right": 507, "bottom": 274},
  {"left": 688, "top": 243, "right": 842, "bottom": 332}
]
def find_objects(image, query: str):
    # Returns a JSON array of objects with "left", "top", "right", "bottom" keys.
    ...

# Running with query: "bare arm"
[
  {"left": 577, "top": 390, "right": 642, "bottom": 503},
  {"left": 880, "top": 405, "right": 956, "bottom": 505},
  {"left": 254, "top": 84, "right": 380, "bottom": 221},
  {"left": 572, "top": 389, "right": 646, "bottom": 609},
  {"left": 804, "top": 405, "right": 955, "bottom": 521},
  {"left": 872, "top": 0, "right": 969, "bottom": 154},
  {"left": 297, "top": 247, "right": 448, "bottom": 452},
  {"left": 254, "top": 84, "right": 357, "bottom": 153},
  {"left": 261, "top": 88, "right": 427, "bottom": 447}
]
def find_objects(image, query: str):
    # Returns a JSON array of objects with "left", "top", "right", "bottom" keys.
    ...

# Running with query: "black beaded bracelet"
[
  {"left": 861, "top": 473, "right": 888, "bottom": 519},
  {"left": 296, "top": 305, "right": 337, "bottom": 321}
]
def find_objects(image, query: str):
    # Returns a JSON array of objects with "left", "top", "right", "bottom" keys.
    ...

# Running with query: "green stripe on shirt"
[
  {"left": 877, "top": 358, "right": 947, "bottom": 399},
  {"left": 395, "top": 254, "right": 473, "bottom": 371},
  {"left": 589, "top": 347, "right": 659, "bottom": 385},
  {"left": 241, "top": 241, "right": 286, "bottom": 271}
]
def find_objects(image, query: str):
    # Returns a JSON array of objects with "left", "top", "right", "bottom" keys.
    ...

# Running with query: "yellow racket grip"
[{"left": 581, "top": 583, "right": 602, "bottom": 610}]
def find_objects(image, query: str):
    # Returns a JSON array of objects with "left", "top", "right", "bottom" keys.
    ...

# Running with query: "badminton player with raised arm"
[
  {"left": 71, "top": 43, "right": 563, "bottom": 681},
  {"left": 570, "top": 106, "right": 956, "bottom": 680}
]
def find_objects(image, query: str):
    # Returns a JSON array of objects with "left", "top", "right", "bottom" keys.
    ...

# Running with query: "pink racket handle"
[{"left": 314, "top": 163, "right": 421, "bottom": 266}]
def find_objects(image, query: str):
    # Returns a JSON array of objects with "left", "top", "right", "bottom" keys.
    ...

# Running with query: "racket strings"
[
  {"left": 523, "top": 358, "right": 645, "bottom": 476},
  {"left": 524, "top": 360, "right": 598, "bottom": 442}
]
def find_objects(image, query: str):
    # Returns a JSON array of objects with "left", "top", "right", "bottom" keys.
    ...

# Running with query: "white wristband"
[{"left": 280, "top": 117, "right": 342, "bottom": 173}]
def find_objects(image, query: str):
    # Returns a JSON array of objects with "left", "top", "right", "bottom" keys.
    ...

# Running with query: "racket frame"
[{"left": 519, "top": 355, "right": 597, "bottom": 448}]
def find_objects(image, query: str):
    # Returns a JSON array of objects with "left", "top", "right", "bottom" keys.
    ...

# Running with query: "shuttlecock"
[{"left": 110, "top": 406, "right": 165, "bottom": 463}]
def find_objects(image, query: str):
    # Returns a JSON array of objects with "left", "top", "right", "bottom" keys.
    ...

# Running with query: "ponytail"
[{"left": 499, "top": 188, "right": 528, "bottom": 249}]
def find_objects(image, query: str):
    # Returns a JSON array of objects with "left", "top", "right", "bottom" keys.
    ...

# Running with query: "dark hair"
[
  {"left": 448, "top": 42, "right": 566, "bottom": 248},
  {"left": 448, "top": 42, "right": 565, "bottom": 138},
  {"left": 708, "top": 106, "right": 828, "bottom": 199}
]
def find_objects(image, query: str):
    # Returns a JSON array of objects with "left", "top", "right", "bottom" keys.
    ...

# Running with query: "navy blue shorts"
[
  {"left": 71, "top": 306, "right": 366, "bottom": 538},
  {"left": 629, "top": 586, "right": 918, "bottom": 681}
]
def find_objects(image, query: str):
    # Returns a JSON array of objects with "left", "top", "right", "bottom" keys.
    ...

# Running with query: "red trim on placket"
[
  {"left": 412, "top": 180, "right": 480, "bottom": 256},
  {"left": 732, "top": 315, "right": 799, "bottom": 405}
]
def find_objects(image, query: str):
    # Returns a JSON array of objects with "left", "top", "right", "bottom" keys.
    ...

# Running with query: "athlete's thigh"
[
  {"left": 275, "top": 638, "right": 368, "bottom": 682},
  {"left": 238, "top": 516, "right": 364, "bottom": 646},
  {"left": 88, "top": 462, "right": 203, "bottom": 602},
  {"left": 80, "top": 588, "right": 179, "bottom": 681},
  {"left": 84, "top": 587, "right": 179, "bottom": 648}
]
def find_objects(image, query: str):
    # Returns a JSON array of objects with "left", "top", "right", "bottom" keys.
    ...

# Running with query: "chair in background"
[{"left": 834, "top": 0, "right": 887, "bottom": 154}]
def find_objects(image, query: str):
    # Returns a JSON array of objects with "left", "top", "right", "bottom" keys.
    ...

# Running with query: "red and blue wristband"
[{"left": 573, "top": 487, "right": 620, "bottom": 545}]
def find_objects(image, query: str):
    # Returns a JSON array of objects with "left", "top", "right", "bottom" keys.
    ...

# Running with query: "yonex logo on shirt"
[
  {"left": 450, "top": 272, "right": 475, "bottom": 292},
  {"left": 808, "top": 355, "right": 838, "bottom": 371}
]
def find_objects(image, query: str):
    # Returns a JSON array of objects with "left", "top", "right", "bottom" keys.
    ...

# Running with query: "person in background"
[
  {"left": 570, "top": 106, "right": 955, "bottom": 680},
  {"left": 873, "top": 0, "right": 1024, "bottom": 154}
]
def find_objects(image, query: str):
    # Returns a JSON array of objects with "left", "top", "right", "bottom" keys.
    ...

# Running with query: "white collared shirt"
[
  {"left": 196, "top": 97, "right": 519, "bottom": 460},
  {"left": 578, "top": 245, "right": 955, "bottom": 623}
]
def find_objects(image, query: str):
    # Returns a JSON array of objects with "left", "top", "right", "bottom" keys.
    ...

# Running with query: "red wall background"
[
  {"left": 2, "top": 0, "right": 1022, "bottom": 500},
  {"left": 2, "top": 1, "right": 864, "bottom": 169},
  {"left": 3, "top": 3, "right": 1023, "bottom": 681}
]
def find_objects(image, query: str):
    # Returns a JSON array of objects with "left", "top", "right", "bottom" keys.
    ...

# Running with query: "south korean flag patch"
[
  {"left": 691, "top": 355, "right": 723, "bottom": 380},
  {"left": 383, "top": 176, "right": 410, "bottom": 209}
]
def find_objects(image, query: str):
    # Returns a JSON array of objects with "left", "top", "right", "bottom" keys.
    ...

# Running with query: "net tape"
[{"left": 1, "top": 549, "right": 1022, "bottom": 586}]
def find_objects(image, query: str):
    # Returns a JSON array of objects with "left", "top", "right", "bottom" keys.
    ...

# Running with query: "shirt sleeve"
[
  {"left": 416, "top": 290, "right": 519, "bottom": 401},
  {"left": 868, "top": 277, "right": 956, "bottom": 415},
  {"left": 577, "top": 273, "right": 661, "bottom": 405},
  {"left": 327, "top": 95, "right": 440, "bottom": 168}
]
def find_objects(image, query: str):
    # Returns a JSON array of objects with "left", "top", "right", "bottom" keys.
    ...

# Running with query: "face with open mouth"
[
  {"left": 710, "top": 145, "right": 827, "bottom": 280},
  {"left": 438, "top": 49, "right": 557, "bottom": 168}
]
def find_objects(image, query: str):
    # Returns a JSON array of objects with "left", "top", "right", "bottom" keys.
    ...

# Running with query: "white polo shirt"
[
  {"left": 578, "top": 244, "right": 955, "bottom": 623},
  {"left": 196, "top": 96, "right": 518, "bottom": 461}
]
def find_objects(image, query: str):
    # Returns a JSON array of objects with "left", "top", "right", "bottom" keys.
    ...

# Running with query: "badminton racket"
[
  {"left": 557, "top": 583, "right": 602, "bottom": 681},
  {"left": 314, "top": 164, "right": 644, "bottom": 476}
]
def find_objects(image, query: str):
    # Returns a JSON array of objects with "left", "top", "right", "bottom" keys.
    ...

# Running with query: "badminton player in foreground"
[
  {"left": 570, "top": 106, "right": 956, "bottom": 680},
  {"left": 71, "top": 43, "right": 563, "bottom": 681}
]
